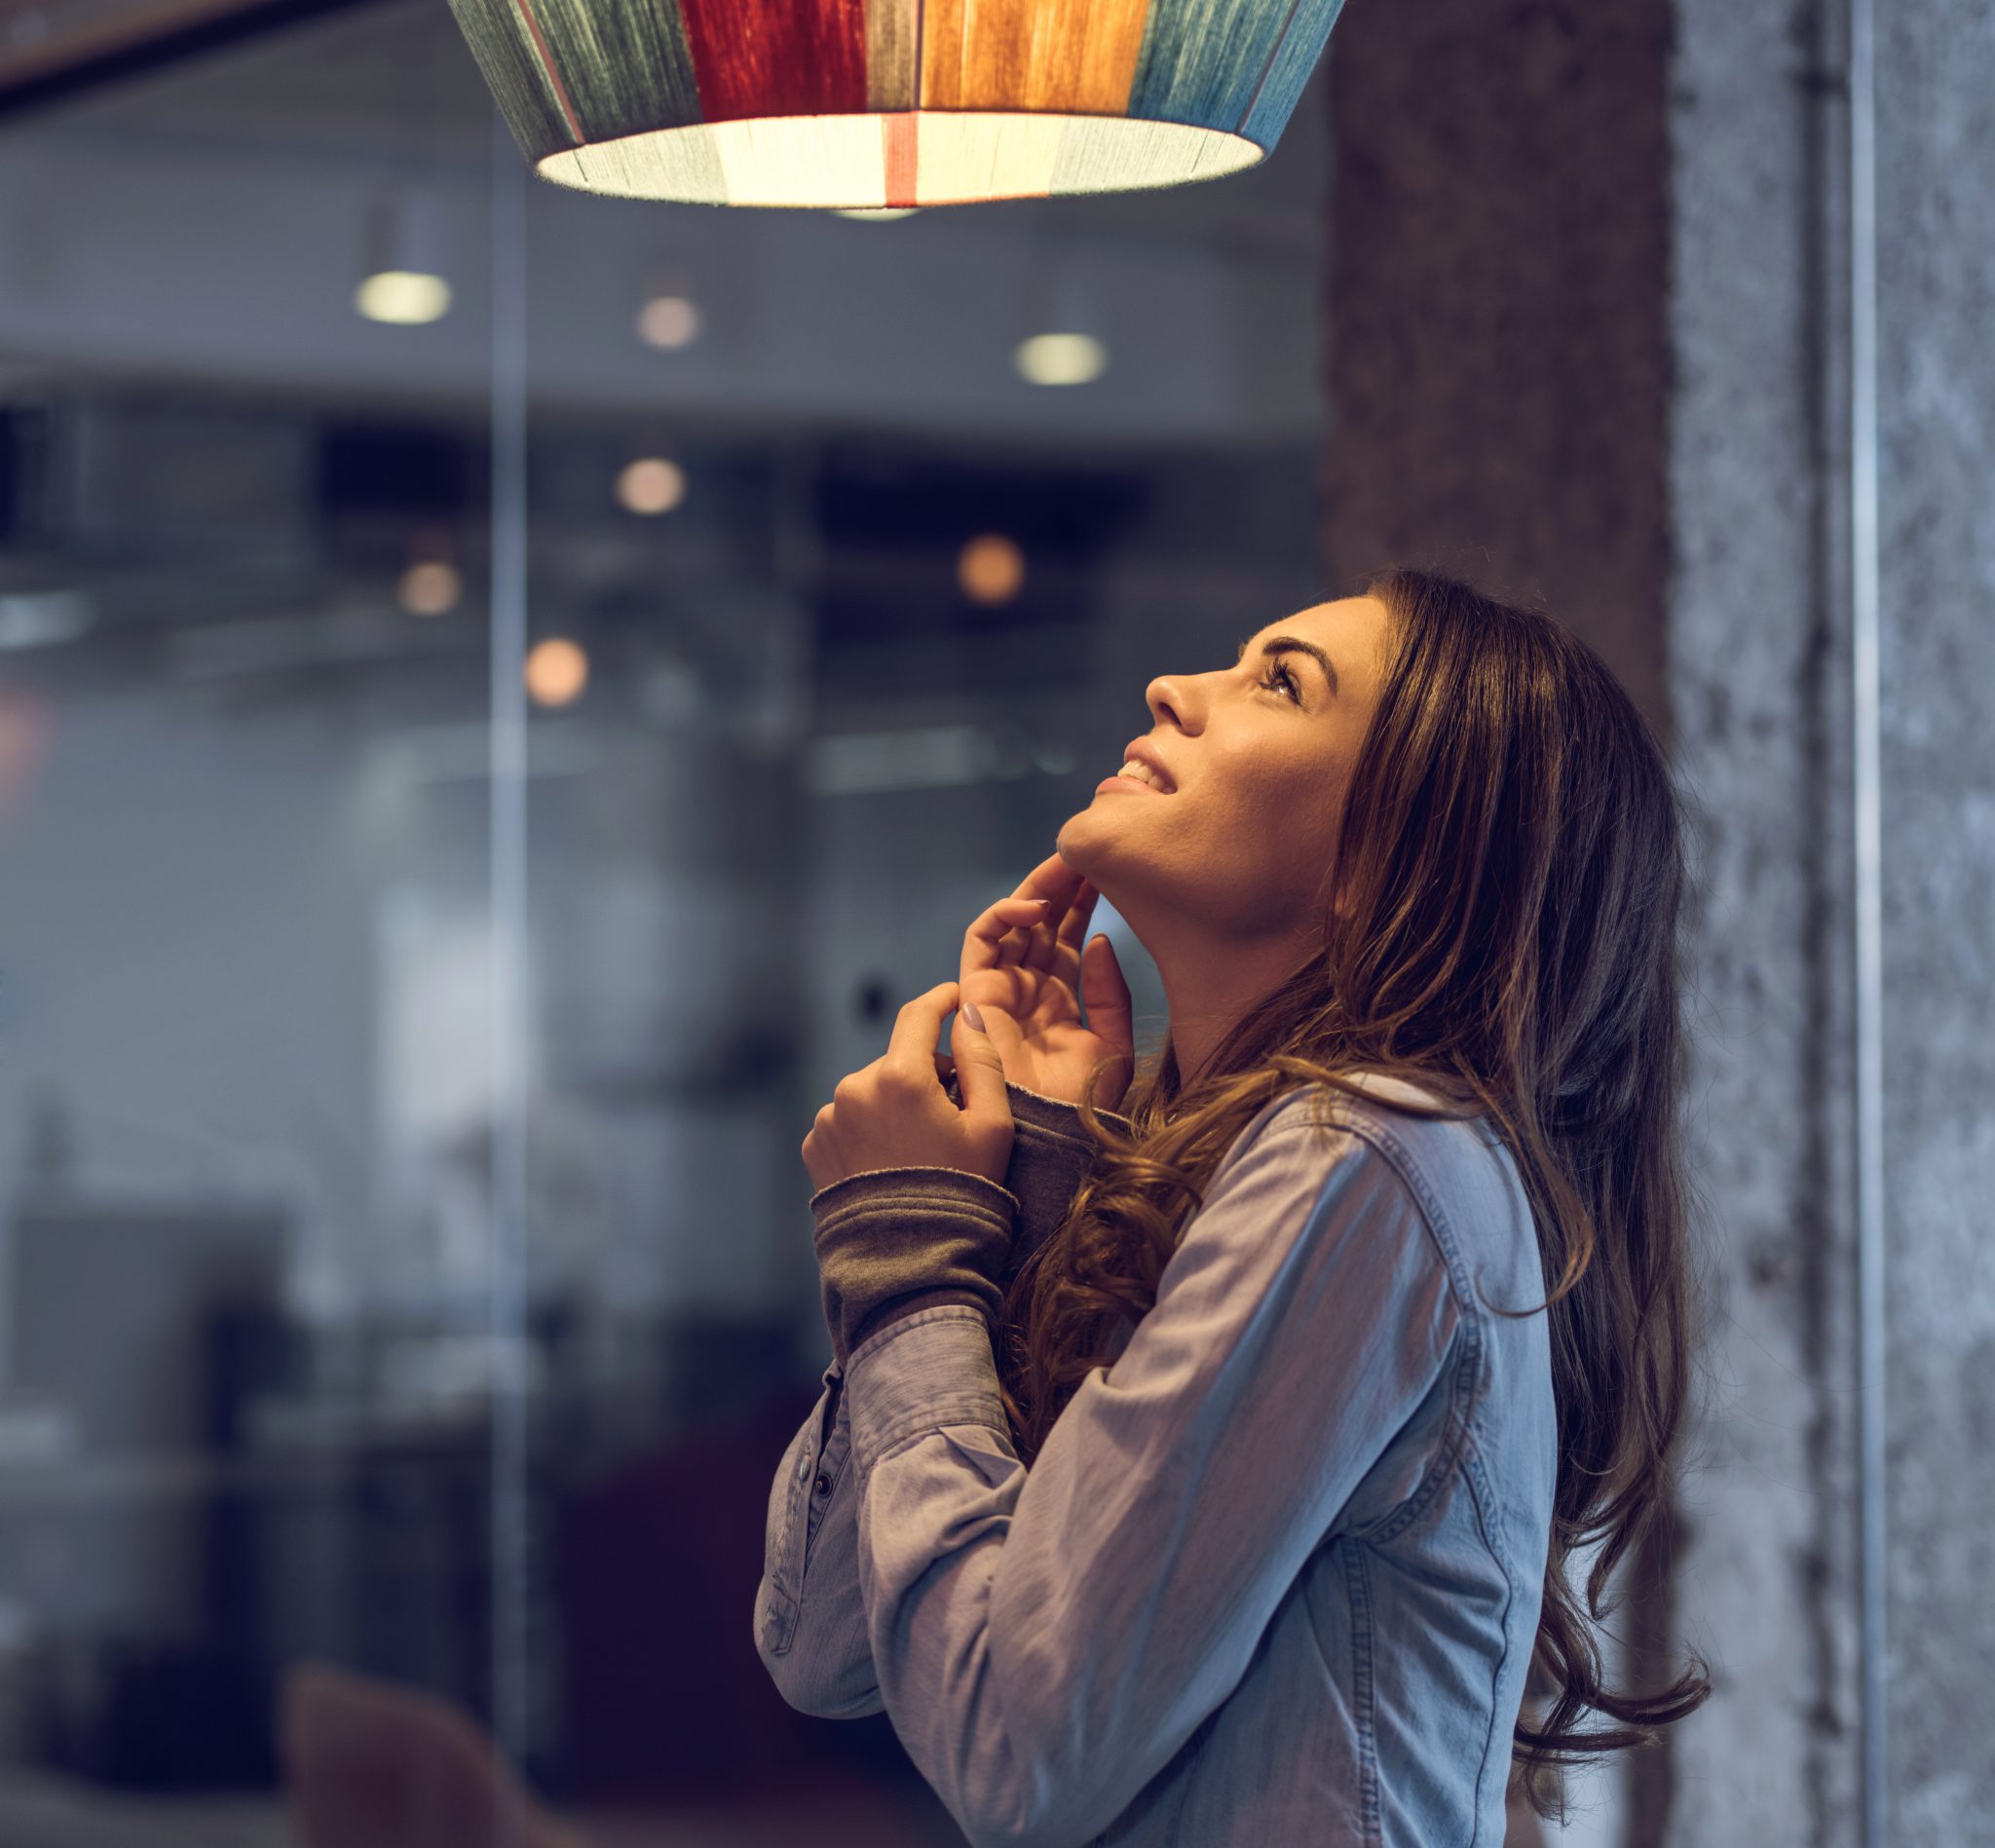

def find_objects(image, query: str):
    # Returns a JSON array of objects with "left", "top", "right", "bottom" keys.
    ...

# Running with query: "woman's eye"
[{"left": 1259, "top": 662, "right": 1300, "bottom": 702}]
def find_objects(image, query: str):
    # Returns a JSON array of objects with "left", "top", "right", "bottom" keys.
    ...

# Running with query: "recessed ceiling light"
[
  {"left": 637, "top": 294, "right": 701, "bottom": 348},
  {"left": 357, "top": 271, "right": 451, "bottom": 325},
  {"left": 526, "top": 637, "right": 588, "bottom": 706},
  {"left": 617, "top": 457, "right": 686, "bottom": 514},
  {"left": 959, "top": 534, "right": 1025, "bottom": 604},
  {"left": 1014, "top": 332, "right": 1108, "bottom": 386},
  {"left": 397, "top": 561, "right": 462, "bottom": 617}
]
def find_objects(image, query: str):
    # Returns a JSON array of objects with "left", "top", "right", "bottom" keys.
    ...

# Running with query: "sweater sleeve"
[
  {"left": 810, "top": 1077, "right": 1138, "bottom": 1370},
  {"left": 755, "top": 1080, "right": 1130, "bottom": 1717},
  {"left": 836, "top": 1100, "right": 1462, "bottom": 1848}
]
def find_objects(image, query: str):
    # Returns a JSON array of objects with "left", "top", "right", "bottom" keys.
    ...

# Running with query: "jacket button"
[{"left": 813, "top": 1471, "right": 832, "bottom": 1496}]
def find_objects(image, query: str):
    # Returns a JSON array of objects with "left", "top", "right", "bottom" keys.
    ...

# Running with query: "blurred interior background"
[{"left": 0, "top": 0, "right": 1988, "bottom": 1843}]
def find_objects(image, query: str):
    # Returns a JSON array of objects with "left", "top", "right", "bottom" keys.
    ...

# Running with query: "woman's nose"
[{"left": 1145, "top": 672, "right": 1196, "bottom": 730}]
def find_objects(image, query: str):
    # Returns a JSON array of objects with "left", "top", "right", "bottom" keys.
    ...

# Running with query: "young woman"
[{"left": 758, "top": 567, "right": 1712, "bottom": 1846}]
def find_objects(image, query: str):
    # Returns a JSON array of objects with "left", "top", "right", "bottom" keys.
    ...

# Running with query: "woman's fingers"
[
  {"left": 1007, "top": 849, "right": 1076, "bottom": 903},
  {"left": 963, "top": 854, "right": 1091, "bottom": 986},
  {"left": 1079, "top": 931, "right": 1136, "bottom": 1057},
  {"left": 886, "top": 983, "right": 959, "bottom": 1072},
  {"left": 1054, "top": 879, "right": 1102, "bottom": 952},
  {"left": 996, "top": 854, "right": 1088, "bottom": 972},
  {"left": 963, "top": 894, "right": 1050, "bottom": 977},
  {"left": 996, "top": 917, "right": 1038, "bottom": 969},
  {"left": 1008, "top": 852, "right": 1081, "bottom": 934}
]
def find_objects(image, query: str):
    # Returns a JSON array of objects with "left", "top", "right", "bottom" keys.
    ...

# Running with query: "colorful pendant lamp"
[{"left": 446, "top": 0, "right": 1348, "bottom": 207}]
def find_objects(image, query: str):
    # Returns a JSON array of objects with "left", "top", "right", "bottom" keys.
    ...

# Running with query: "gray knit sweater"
[{"left": 809, "top": 1077, "right": 1134, "bottom": 1369}]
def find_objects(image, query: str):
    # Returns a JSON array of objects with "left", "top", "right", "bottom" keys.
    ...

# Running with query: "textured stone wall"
[
  {"left": 1320, "top": 0, "right": 1674, "bottom": 740},
  {"left": 1324, "top": 0, "right": 1995, "bottom": 1839},
  {"left": 1318, "top": 0, "right": 1873, "bottom": 1841},
  {"left": 1669, "top": 0, "right": 1995, "bottom": 1837},
  {"left": 1872, "top": 1, "right": 1995, "bottom": 1838},
  {"left": 1664, "top": 0, "right": 1863, "bottom": 1840}
]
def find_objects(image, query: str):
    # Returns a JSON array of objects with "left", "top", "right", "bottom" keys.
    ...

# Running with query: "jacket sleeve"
[
  {"left": 754, "top": 1362, "right": 885, "bottom": 1716},
  {"left": 835, "top": 1096, "right": 1464, "bottom": 1848},
  {"left": 754, "top": 1079, "right": 1133, "bottom": 1719}
]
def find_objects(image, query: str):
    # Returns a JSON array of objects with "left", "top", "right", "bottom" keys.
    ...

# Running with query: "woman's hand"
[
  {"left": 940, "top": 851, "right": 1137, "bottom": 1113},
  {"left": 802, "top": 981, "right": 1015, "bottom": 1193}
]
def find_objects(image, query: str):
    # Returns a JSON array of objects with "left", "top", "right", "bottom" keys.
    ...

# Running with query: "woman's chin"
[
  {"left": 1054, "top": 808, "right": 1121, "bottom": 877},
  {"left": 1054, "top": 811, "right": 1089, "bottom": 859}
]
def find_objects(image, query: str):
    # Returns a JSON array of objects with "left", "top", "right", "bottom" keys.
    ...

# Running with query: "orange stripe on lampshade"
[
  {"left": 1023, "top": 0, "right": 1149, "bottom": 113},
  {"left": 924, "top": 0, "right": 1022, "bottom": 108},
  {"left": 918, "top": 0, "right": 1148, "bottom": 113},
  {"left": 916, "top": 0, "right": 964, "bottom": 107}
]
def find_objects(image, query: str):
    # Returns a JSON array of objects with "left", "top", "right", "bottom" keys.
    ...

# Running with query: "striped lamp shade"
[{"left": 447, "top": 0, "right": 1349, "bottom": 207}]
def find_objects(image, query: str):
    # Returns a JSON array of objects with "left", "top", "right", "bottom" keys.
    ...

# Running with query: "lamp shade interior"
[{"left": 448, "top": 0, "right": 1347, "bottom": 207}]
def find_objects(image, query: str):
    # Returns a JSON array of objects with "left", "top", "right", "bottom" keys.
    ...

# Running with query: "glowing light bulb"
[
  {"left": 1014, "top": 332, "right": 1108, "bottom": 386},
  {"left": 959, "top": 534, "right": 1025, "bottom": 606},
  {"left": 637, "top": 294, "right": 700, "bottom": 348},
  {"left": 617, "top": 457, "right": 686, "bottom": 514},
  {"left": 356, "top": 271, "right": 451, "bottom": 324},
  {"left": 525, "top": 637, "right": 588, "bottom": 707},
  {"left": 397, "top": 560, "right": 462, "bottom": 616}
]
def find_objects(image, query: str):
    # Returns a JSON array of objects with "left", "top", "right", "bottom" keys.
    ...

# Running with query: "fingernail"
[{"left": 961, "top": 1001, "right": 986, "bottom": 1032}]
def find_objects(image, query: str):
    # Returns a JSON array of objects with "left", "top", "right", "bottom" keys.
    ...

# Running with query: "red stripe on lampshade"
[
  {"left": 679, "top": 0, "right": 870, "bottom": 122},
  {"left": 508, "top": 0, "right": 584, "bottom": 142},
  {"left": 883, "top": 112, "right": 918, "bottom": 206}
]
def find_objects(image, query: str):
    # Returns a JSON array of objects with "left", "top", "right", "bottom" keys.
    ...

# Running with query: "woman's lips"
[{"left": 1095, "top": 773, "right": 1168, "bottom": 795}]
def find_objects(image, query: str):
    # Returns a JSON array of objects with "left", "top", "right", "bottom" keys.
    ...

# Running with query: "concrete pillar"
[
  {"left": 1319, "top": 0, "right": 1674, "bottom": 739},
  {"left": 1661, "top": 0, "right": 1861, "bottom": 1839},
  {"left": 1308, "top": 0, "right": 1995, "bottom": 1838},
  {"left": 1870, "top": 1, "right": 1995, "bottom": 1838}
]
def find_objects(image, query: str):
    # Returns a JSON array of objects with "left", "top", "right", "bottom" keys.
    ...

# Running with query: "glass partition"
[
  {"left": 0, "top": 1, "right": 513, "bottom": 1836},
  {"left": 0, "top": 3, "right": 1334, "bottom": 1836}
]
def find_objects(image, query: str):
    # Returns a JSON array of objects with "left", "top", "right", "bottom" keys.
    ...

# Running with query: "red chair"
[{"left": 280, "top": 1659, "right": 591, "bottom": 1848}]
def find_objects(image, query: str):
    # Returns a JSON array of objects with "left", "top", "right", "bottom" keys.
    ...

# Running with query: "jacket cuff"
[
  {"left": 843, "top": 1307, "right": 1010, "bottom": 1479},
  {"left": 810, "top": 1166, "right": 1018, "bottom": 1371},
  {"left": 848, "top": 1286, "right": 993, "bottom": 1357}
]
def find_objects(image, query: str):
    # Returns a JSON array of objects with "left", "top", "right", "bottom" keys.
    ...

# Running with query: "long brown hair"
[{"left": 993, "top": 566, "right": 1712, "bottom": 1819}]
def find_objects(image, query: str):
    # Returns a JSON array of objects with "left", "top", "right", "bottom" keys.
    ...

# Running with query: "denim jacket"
[{"left": 755, "top": 1073, "right": 1557, "bottom": 1848}]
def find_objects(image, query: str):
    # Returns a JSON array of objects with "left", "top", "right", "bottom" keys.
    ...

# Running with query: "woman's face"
[{"left": 1058, "top": 595, "right": 1391, "bottom": 947}]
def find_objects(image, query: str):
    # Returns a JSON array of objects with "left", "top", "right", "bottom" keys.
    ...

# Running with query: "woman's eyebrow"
[{"left": 1236, "top": 633, "right": 1339, "bottom": 698}]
